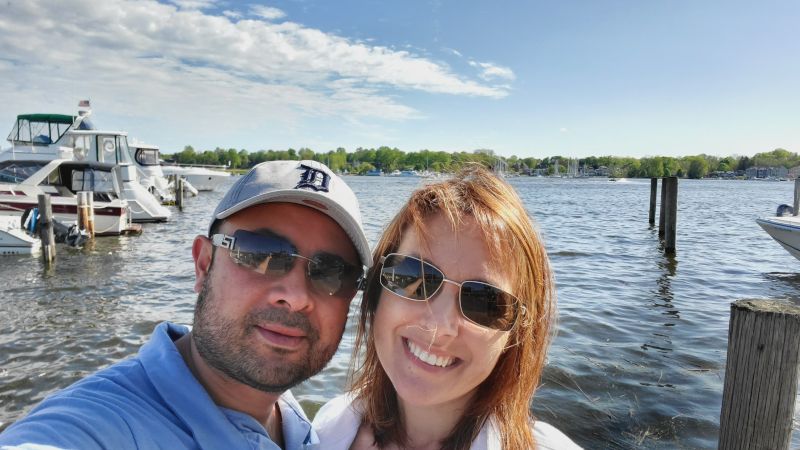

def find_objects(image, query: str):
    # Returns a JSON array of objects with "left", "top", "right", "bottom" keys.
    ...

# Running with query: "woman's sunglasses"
[
  {"left": 378, "top": 253, "right": 520, "bottom": 331},
  {"left": 211, "top": 229, "right": 363, "bottom": 297}
]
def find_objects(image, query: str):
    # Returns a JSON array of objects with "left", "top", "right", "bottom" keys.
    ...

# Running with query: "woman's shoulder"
[
  {"left": 312, "top": 393, "right": 362, "bottom": 450},
  {"left": 480, "top": 417, "right": 581, "bottom": 450},
  {"left": 532, "top": 420, "right": 582, "bottom": 450}
]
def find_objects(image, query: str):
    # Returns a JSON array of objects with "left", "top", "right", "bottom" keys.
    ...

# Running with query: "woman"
[{"left": 314, "top": 165, "right": 580, "bottom": 449}]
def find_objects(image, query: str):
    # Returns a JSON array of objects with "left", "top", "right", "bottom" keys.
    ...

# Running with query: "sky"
[{"left": 0, "top": 0, "right": 798, "bottom": 158}]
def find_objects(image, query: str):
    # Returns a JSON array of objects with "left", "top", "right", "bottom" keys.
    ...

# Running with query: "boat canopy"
[{"left": 7, "top": 114, "right": 78, "bottom": 145}]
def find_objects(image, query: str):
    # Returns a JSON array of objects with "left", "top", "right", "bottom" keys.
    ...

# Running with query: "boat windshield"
[
  {"left": 69, "top": 168, "right": 117, "bottom": 194},
  {"left": 134, "top": 148, "right": 160, "bottom": 166},
  {"left": 0, "top": 161, "right": 48, "bottom": 183},
  {"left": 7, "top": 114, "right": 76, "bottom": 146}
]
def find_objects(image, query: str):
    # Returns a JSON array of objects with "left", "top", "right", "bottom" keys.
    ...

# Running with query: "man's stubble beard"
[{"left": 191, "top": 266, "right": 345, "bottom": 393}]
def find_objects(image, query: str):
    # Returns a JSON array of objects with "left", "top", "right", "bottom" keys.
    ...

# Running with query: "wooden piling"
[
  {"left": 87, "top": 192, "right": 95, "bottom": 237},
  {"left": 658, "top": 177, "right": 667, "bottom": 237},
  {"left": 37, "top": 194, "right": 55, "bottom": 264},
  {"left": 793, "top": 178, "right": 799, "bottom": 216},
  {"left": 77, "top": 192, "right": 95, "bottom": 238},
  {"left": 719, "top": 299, "right": 800, "bottom": 450},
  {"left": 649, "top": 178, "right": 657, "bottom": 225},
  {"left": 176, "top": 177, "right": 184, "bottom": 211},
  {"left": 77, "top": 192, "right": 89, "bottom": 233},
  {"left": 663, "top": 177, "right": 678, "bottom": 254}
]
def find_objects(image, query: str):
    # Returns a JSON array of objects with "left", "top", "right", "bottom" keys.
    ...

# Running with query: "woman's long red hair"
[{"left": 349, "top": 164, "right": 556, "bottom": 450}]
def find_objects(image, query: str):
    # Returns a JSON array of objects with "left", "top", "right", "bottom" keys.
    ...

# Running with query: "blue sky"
[{"left": 0, "top": 0, "right": 797, "bottom": 158}]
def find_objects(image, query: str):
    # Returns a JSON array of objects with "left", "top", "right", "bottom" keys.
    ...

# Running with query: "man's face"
[{"left": 191, "top": 202, "right": 360, "bottom": 392}]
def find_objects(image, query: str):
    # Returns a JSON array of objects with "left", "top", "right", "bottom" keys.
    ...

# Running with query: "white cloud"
[
  {"left": 444, "top": 48, "right": 463, "bottom": 58},
  {"left": 0, "top": 0, "right": 511, "bottom": 149},
  {"left": 169, "top": 0, "right": 216, "bottom": 10},
  {"left": 250, "top": 5, "right": 286, "bottom": 21},
  {"left": 470, "top": 61, "right": 516, "bottom": 81},
  {"left": 560, "top": 128, "right": 568, "bottom": 133}
]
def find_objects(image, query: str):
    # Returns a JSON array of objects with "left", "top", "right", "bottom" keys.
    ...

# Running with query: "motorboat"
[
  {"left": 127, "top": 141, "right": 185, "bottom": 201},
  {"left": 1, "top": 103, "right": 171, "bottom": 222},
  {"left": 757, "top": 205, "right": 800, "bottom": 262},
  {"left": 0, "top": 213, "right": 40, "bottom": 255},
  {"left": 0, "top": 159, "right": 135, "bottom": 236},
  {"left": 160, "top": 163, "right": 229, "bottom": 191}
]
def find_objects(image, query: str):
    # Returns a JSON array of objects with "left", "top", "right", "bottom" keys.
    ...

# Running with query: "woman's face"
[{"left": 373, "top": 213, "right": 512, "bottom": 411}]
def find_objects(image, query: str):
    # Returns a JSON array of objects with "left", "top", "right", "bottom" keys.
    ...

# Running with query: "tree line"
[{"left": 164, "top": 146, "right": 799, "bottom": 179}]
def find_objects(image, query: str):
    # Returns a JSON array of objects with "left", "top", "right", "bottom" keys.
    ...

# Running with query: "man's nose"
[{"left": 269, "top": 257, "right": 314, "bottom": 312}]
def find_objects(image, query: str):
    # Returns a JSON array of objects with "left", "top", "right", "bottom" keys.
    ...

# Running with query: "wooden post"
[
  {"left": 663, "top": 177, "right": 677, "bottom": 254},
  {"left": 77, "top": 192, "right": 95, "bottom": 238},
  {"left": 719, "top": 299, "right": 800, "bottom": 450},
  {"left": 793, "top": 178, "right": 799, "bottom": 216},
  {"left": 37, "top": 194, "right": 55, "bottom": 264},
  {"left": 176, "top": 177, "right": 184, "bottom": 211},
  {"left": 658, "top": 177, "right": 667, "bottom": 237},
  {"left": 77, "top": 192, "right": 89, "bottom": 234},
  {"left": 87, "top": 192, "right": 95, "bottom": 237},
  {"left": 649, "top": 178, "right": 657, "bottom": 225}
]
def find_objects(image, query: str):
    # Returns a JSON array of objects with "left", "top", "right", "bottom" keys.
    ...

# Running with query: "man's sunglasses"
[
  {"left": 211, "top": 229, "right": 363, "bottom": 297},
  {"left": 378, "top": 253, "right": 520, "bottom": 331}
]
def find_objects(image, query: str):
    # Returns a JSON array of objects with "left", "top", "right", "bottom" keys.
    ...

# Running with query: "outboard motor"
[
  {"left": 776, "top": 204, "right": 794, "bottom": 217},
  {"left": 52, "top": 221, "right": 89, "bottom": 248},
  {"left": 22, "top": 207, "right": 89, "bottom": 248}
]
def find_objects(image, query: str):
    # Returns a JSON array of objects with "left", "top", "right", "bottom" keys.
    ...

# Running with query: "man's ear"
[{"left": 192, "top": 235, "right": 213, "bottom": 294}]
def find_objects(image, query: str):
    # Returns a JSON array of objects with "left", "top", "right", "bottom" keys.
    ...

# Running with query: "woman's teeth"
[{"left": 407, "top": 340, "right": 455, "bottom": 368}]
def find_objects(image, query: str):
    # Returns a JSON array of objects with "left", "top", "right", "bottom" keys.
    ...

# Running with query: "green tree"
[{"left": 686, "top": 157, "right": 709, "bottom": 179}]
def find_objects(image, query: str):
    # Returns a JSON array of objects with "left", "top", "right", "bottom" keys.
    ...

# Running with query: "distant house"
[
  {"left": 594, "top": 166, "right": 610, "bottom": 177},
  {"left": 745, "top": 166, "right": 788, "bottom": 179},
  {"left": 789, "top": 166, "right": 800, "bottom": 180}
]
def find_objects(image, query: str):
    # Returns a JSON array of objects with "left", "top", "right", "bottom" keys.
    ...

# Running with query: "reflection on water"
[{"left": 2, "top": 176, "right": 800, "bottom": 448}]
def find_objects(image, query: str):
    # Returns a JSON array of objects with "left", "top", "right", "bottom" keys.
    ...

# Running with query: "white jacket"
[{"left": 312, "top": 394, "right": 582, "bottom": 450}]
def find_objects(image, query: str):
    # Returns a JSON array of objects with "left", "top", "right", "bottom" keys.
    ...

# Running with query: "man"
[{"left": 0, "top": 160, "right": 372, "bottom": 450}]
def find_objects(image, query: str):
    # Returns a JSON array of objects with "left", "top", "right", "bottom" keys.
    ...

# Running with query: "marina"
[{"left": 1, "top": 175, "right": 799, "bottom": 448}]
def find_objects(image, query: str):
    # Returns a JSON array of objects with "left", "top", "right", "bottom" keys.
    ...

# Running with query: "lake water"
[{"left": 1, "top": 176, "right": 799, "bottom": 449}]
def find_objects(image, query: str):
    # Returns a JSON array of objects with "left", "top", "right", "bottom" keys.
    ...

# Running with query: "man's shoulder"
[
  {"left": 0, "top": 322, "right": 194, "bottom": 449},
  {"left": 0, "top": 360, "right": 154, "bottom": 449}
]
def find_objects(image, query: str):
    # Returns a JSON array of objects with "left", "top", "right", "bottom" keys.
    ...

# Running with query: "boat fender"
[
  {"left": 21, "top": 208, "right": 39, "bottom": 234},
  {"left": 776, "top": 204, "right": 794, "bottom": 217}
]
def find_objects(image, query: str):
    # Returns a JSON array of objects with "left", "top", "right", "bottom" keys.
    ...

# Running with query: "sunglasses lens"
[
  {"left": 308, "top": 254, "right": 362, "bottom": 296},
  {"left": 460, "top": 282, "right": 517, "bottom": 331},
  {"left": 380, "top": 254, "right": 443, "bottom": 300},
  {"left": 230, "top": 230, "right": 296, "bottom": 275}
]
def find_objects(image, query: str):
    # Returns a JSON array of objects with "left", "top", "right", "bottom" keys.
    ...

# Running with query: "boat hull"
[
  {"left": 161, "top": 166, "right": 229, "bottom": 191},
  {"left": 756, "top": 216, "right": 800, "bottom": 261},
  {"left": 0, "top": 215, "right": 40, "bottom": 255},
  {"left": 0, "top": 198, "right": 128, "bottom": 236}
]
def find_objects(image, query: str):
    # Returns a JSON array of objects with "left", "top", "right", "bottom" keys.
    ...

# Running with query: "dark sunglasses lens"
[
  {"left": 380, "top": 254, "right": 443, "bottom": 300},
  {"left": 231, "top": 230, "right": 295, "bottom": 275},
  {"left": 308, "top": 254, "right": 362, "bottom": 296},
  {"left": 460, "top": 282, "right": 517, "bottom": 331}
]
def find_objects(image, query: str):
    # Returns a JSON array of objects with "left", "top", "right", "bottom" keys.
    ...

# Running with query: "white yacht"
[
  {"left": 128, "top": 141, "right": 176, "bottom": 202},
  {"left": 757, "top": 205, "right": 800, "bottom": 262},
  {"left": 160, "top": 163, "right": 229, "bottom": 192},
  {"left": 0, "top": 104, "right": 171, "bottom": 222},
  {"left": 0, "top": 159, "right": 134, "bottom": 236}
]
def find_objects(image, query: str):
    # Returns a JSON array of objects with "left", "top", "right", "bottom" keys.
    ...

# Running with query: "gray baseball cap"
[{"left": 210, "top": 160, "right": 371, "bottom": 268}]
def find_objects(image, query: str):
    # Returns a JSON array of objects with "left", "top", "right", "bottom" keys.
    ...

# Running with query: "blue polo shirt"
[{"left": 0, "top": 322, "right": 318, "bottom": 450}]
